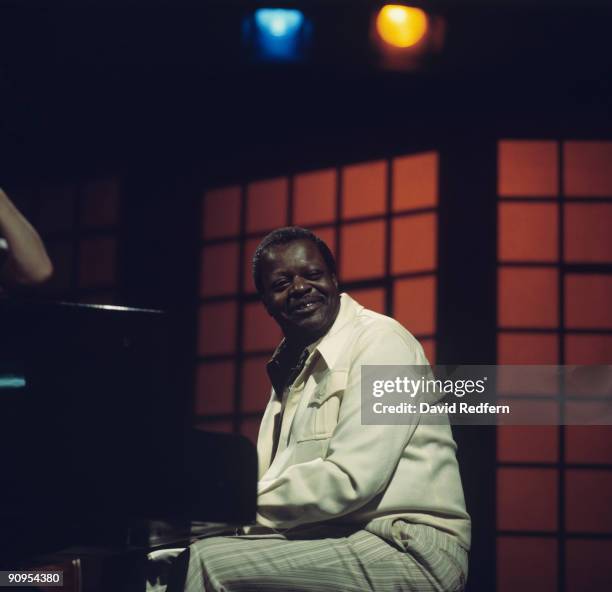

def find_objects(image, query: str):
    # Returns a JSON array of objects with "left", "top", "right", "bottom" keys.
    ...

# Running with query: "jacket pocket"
[
  {"left": 311, "top": 370, "right": 348, "bottom": 405},
  {"left": 296, "top": 370, "right": 347, "bottom": 442}
]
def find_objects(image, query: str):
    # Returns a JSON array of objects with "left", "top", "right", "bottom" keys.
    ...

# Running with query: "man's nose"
[{"left": 290, "top": 275, "right": 310, "bottom": 294}]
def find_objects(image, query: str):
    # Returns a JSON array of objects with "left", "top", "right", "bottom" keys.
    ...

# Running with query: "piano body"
[{"left": 0, "top": 299, "right": 257, "bottom": 588}]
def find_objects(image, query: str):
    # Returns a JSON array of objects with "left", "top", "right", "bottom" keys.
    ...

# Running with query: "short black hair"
[{"left": 252, "top": 226, "right": 337, "bottom": 295}]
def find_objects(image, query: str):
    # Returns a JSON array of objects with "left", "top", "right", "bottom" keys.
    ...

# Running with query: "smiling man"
[
  {"left": 259, "top": 235, "right": 339, "bottom": 343},
  {"left": 170, "top": 226, "right": 470, "bottom": 592}
]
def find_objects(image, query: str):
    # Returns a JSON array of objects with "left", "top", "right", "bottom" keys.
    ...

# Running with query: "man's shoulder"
[
  {"left": 357, "top": 307, "right": 413, "bottom": 335},
  {"left": 349, "top": 301, "right": 424, "bottom": 353},
  {"left": 319, "top": 296, "right": 429, "bottom": 368}
]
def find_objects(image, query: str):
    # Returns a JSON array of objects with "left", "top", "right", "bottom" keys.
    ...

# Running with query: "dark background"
[
  {"left": 0, "top": 0, "right": 611, "bottom": 182},
  {"left": 1, "top": 2, "right": 610, "bottom": 591}
]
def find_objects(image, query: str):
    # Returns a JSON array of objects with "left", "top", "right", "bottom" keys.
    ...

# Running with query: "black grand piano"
[{"left": 0, "top": 299, "right": 257, "bottom": 590}]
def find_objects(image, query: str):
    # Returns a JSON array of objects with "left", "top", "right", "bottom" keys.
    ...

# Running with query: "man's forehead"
[{"left": 263, "top": 240, "right": 325, "bottom": 269}]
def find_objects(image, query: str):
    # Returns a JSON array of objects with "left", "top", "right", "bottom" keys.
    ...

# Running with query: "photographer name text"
[{"left": 372, "top": 401, "right": 510, "bottom": 415}]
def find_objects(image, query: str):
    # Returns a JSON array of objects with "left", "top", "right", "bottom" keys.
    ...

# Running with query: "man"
[
  {"left": 0, "top": 188, "right": 53, "bottom": 288},
  {"left": 169, "top": 226, "right": 470, "bottom": 592}
]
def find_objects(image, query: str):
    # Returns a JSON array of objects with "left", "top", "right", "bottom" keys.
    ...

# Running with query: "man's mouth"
[{"left": 290, "top": 299, "right": 324, "bottom": 315}]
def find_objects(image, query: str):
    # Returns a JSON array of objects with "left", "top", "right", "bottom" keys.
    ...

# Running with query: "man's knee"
[
  {"left": 163, "top": 537, "right": 234, "bottom": 592},
  {"left": 187, "top": 537, "right": 249, "bottom": 589}
]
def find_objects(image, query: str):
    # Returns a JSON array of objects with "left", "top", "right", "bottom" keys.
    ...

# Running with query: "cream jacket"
[{"left": 255, "top": 293, "right": 471, "bottom": 549}]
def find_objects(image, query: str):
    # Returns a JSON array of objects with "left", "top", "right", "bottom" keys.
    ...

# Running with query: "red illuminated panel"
[
  {"left": 392, "top": 152, "right": 438, "bottom": 211},
  {"left": 497, "top": 426, "right": 558, "bottom": 462},
  {"left": 497, "top": 468, "right": 558, "bottom": 531},
  {"left": 312, "top": 226, "right": 336, "bottom": 259},
  {"left": 203, "top": 185, "right": 241, "bottom": 239},
  {"left": 293, "top": 168, "right": 336, "bottom": 225},
  {"left": 243, "top": 302, "right": 282, "bottom": 353},
  {"left": 78, "top": 237, "right": 116, "bottom": 288},
  {"left": 497, "top": 333, "right": 559, "bottom": 364},
  {"left": 197, "top": 301, "right": 237, "bottom": 356},
  {"left": 243, "top": 236, "right": 263, "bottom": 295},
  {"left": 195, "top": 362, "right": 235, "bottom": 415},
  {"left": 566, "top": 470, "right": 612, "bottom": 532},
  {"left": 349, "top": 287, "right": 386, "bottom": 314},
  {"left": 564, "top": 141, "right": 612, "bottom": 197},
  {"left": 565, "top": 274, "right": 612, "bottom": 329},
  {"left": 566, "top": 539, "right": 612, "bottom": 592},
  {"left": 341, "top": 160, "right": 387, "bottom": 219},
  {"left": 420, "top": 338, "right": 436, "bottom": 365},
  {"left": 566, "top": 426, "right": 612, "bottom": 464},
  {"left": 498, "top": 140, "right": 558, "bottom": 197},
  {"left": 200, "top": 242, "right": 239, "bottom": 297},
  {"left": 496, "top": 367, "right": 559, "bottom": 399},
  {"left": 37, "top": 184, "right": 77, "bottom": 233},
  {"left": 498, "top": 203, "right": 559, "bottom": 262},
  {"left": 498, "top": 399, "right": 559, "bottom": 425},
  {"left": 564, "top": 367, "right": 610, "bottom": 400},
  {"left": 246, "top": 178, "right": 288, "bottom": 233},
  {"left": 565, "top": 334, "right": 612, "bottom": 364},
  {"left": 241, "top": 356, "right": 272, "bottom": 413},
  {"left": 393, "top": 276, "right": 436, "bottom": 336},
  {"left": 564, "top": 204, "right": 612, "bottom": 263},
  {"left": 498, "top": 268, "right": 558, "bottom": 328},
  {"left": 497, "top": 537, "right": 557, "bottom": 592},
  {"left": 196, "top": 420, "right": 233, "bottom": 434},
  {"left": 81, "top": 178, "right": 120, "bottom": 228},
  {"left": 391, "top": 213, "right": 437, "bottom": 274},
  {"left": 240, "top": 416, "right": 263, "bottom": 447},
  {"left": 340, "top": 221, "right": 386, "bottom": 281}
]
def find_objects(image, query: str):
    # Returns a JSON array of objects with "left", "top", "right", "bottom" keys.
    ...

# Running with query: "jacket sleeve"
[{"left": 256, "top": 325, "right": 428, "bottom": 529}]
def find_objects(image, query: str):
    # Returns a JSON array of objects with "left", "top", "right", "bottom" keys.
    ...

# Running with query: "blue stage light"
[
  {"left": 244, "top": 8, "right": 309, "bottom": 62},
  {"left": 255, "top": 9, "right": 304, "bottom": 38}
]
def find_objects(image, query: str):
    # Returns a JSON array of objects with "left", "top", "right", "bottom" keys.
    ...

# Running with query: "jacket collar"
[
  {"left": 266, "top": 293, "right": 362, "bottom": 394},
  {"left": 314, "top": 293, "right": 362, "bottom": 371}
]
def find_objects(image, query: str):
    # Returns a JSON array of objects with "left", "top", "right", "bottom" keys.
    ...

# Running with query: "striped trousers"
[{"left": 160, "top": 520, "right": 468, "bottom": 592}]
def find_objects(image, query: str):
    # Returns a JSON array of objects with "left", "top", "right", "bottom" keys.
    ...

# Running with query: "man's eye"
[
  {"left": 307, "top": 271, "right": 322, "bottom": 279},
  {"left": 272, "top": 281, "right": 289, "bottom": 291}
]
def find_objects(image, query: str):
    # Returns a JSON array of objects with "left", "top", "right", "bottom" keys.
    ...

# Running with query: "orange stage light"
[{"left": 376, "top": 5, "right": 428, "bottom": 49}]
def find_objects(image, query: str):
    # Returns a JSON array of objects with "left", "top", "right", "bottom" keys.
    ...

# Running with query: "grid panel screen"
[
  {"left": 496, "top": 139, "right": 612, "bottom": 592},
  {"left": 197, "top": 153, "right": 439, "bottom": 440}
]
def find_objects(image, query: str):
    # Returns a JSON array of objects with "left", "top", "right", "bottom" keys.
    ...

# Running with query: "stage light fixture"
[
  {"left": 243, "top": 8, "right": 310, "bottom": 62},
  {"left": 370, "top": 3, "right": 445, "bottom": 71},
  {"left": 376, "top": 4, "right": 428, "bottom": 49},
  {"left": 255, "top": 8, "right": 303, "bottom": 38}
]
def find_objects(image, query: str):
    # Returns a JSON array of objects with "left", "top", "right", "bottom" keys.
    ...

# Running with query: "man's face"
[{"left": 260, "top": 239, "right": 340, "bottom": 343}]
